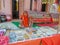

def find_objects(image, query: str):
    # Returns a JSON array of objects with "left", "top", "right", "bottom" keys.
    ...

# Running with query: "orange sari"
[{"left": 20, "top": 15, "right": 29, "bottom": 27}]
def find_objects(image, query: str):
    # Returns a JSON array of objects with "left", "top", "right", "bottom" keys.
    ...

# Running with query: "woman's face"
[
  {"left": 24, "top": 13, "right": 27, "bottom": 15},
  {"left": 23, "top": 12, "right": 28, "bottom": 15}
]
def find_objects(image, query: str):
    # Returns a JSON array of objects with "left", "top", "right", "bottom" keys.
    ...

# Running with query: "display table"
[
  {"left": 0, "top": 21, "right": 59, "bottom": 45},
  {"left": 9, "top": 34, "right": 60, "bottom": 45}
]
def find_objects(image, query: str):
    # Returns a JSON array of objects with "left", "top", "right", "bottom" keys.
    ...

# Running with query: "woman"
[{"left": 19, "top": 11, "right": 29, "bottom": 27}]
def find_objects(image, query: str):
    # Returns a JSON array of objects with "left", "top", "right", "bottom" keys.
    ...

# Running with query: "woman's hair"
[{"left": 23, "top": 11, "right": 28, "bottom": 15}]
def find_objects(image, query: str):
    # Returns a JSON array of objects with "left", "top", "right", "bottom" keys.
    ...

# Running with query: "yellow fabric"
[
  {"left": 16, "top": 1, "right": 18, "bottom": 11},
  {"left": 58, "top": 5, "right": 60, "bottom": 12}
]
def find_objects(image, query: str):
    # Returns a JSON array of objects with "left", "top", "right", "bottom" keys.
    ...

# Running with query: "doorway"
[
  {"left": 41, "top": 4, "right": 47, "bottom": 12},
  {"left": 12, "top": 0, "right": 19, "bottom": 19}
]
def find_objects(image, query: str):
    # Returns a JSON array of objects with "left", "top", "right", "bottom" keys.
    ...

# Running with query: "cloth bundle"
[{"left": 42, "top": 34, "right": 60, "bottom": 45}]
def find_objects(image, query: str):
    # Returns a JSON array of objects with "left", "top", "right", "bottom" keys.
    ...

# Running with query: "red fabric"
[
  {"left": 37, "top": 23, "right": 58, "bottom": 27},
  {"left": 42, "top": 37, "right": 53, "bottom": 45},
  {"left": 9, "top": 39, "right": 41, "bottom": 45},
  {"left": 20, "top": 15, "right": 29, "bottom": 27},
  {"left": 0, "top": 36, "right": 9, "bottom": 45},
  {"left": 33, "top": 17, "right": 53, "bottom": 23},
  {"left": 55, "top": 0, "right": 59, "bottom": 4},
  {"left": 51, "top": 34, "right": 60, "bottom": 45},
  {"left": 42, "top": 34, "right": 60, "bottom": 45}
]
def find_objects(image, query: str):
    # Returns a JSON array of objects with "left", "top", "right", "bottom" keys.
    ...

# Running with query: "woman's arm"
[{"left": 29, "top": 16, "right": 33, "bottom": 27}]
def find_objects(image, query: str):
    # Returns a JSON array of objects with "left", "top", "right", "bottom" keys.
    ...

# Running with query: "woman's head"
[{"left": 23, "top": 11, "right": 28, "bottom": 16}]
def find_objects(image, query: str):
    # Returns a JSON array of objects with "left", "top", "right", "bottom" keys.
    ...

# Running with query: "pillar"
[{"left": 19, "top": 0, "right": 24, "bottom": 16}]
